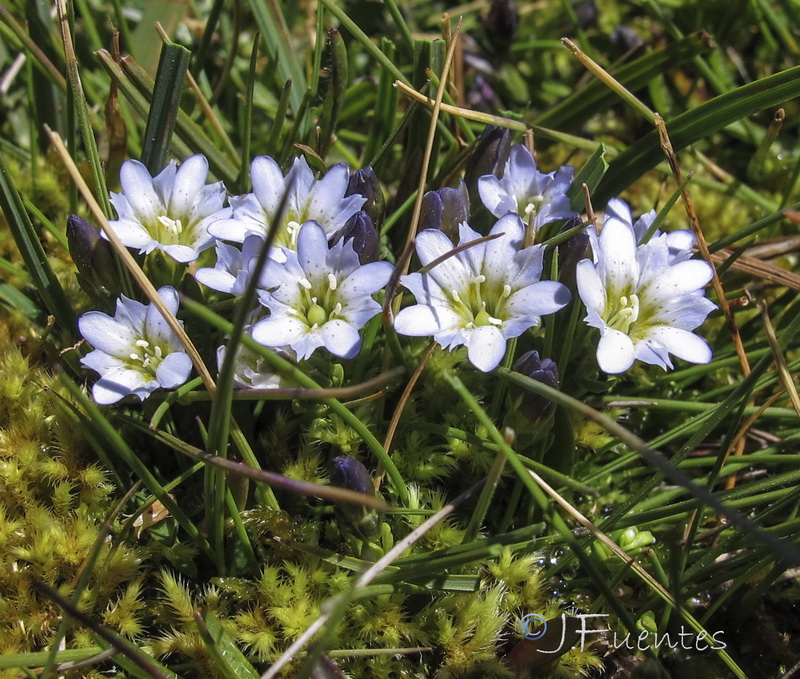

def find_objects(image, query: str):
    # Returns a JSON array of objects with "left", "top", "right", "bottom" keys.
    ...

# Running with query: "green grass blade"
[
  {"left": 140, "top": 41, "right": 192, "bottom": 174},
  {"left": 596, "top": 63, "right": 800, "bottom": 202},
  {"left": 0, "top": 152, "right": 76, "bottom": 337},
  {"left": 534, "top": 31, "right": 712, "bottom": 134},
  {"left": 245, "top": 0, "right": 306, "bottom": 115}
]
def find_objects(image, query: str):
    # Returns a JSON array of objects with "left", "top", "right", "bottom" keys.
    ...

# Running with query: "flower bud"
[
  {"left": 336, "top": 211, "right": 379, "bottom": 264},
  {"left": 419, "top": 181, "right": 470, "bottom": 240},
  {"left": 557, "top": 219, "right": 591, "bottom": 293},
  {"left": 346, "top": 167, "right": 385, "bottom": 230},
  {"left": 67, "top": 214, "right": 121, "bottom": 302},
  {"left": 464, "top": 126, "right": 511, "bottom": 211},
  {"left": 483, "top": 0, "right": 519, "bottom": 55},
  {"left": 507, "top": 350, "right": 559, "bottom": 431},
  {"left": 330, "top": 456, "right": 381, "bottom": 540}
]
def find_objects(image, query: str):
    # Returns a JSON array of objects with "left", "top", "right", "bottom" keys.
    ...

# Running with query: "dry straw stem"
[
  {"left": 561, "top": 37, "right": 657, "bottom": 125},
  {"left": 44, "top": 128, "right": 217, "bottom": 394},
  {"left": 654, "top": 116, "right": 754, "bottom": 493},
  {"left": 402, "top": 14, "right": 464, "bottom": 266},
  {"left": 759, "top": 300, "right": 800, "bottom": 417},
  {"left": 261, "top": 480, "right": 483, "bottom": 679}
]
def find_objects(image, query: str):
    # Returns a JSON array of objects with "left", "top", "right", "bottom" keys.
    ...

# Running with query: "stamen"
[
  {"left": 451, "top": 289, "right": 462, "bottom": 304},
  {"left": 502, "top": 284, "right": 512, "bottom": 299},
  {"left": 328, "top": 273, "right": 338, "bottom": 290},
  {"left": 157, "top": 215, "right": 183, "bottom": 234},
  {"left": 299, "top": 277, "right": 312, "bottom": 290},
  {"left": 136, "top": 339, "right": 150, "bottom": 348}
]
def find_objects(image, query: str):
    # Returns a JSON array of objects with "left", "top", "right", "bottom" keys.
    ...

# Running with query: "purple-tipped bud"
[
  {"left": 483, "top": 0, "right": 519, "bottom": 54},
  {"left": 346, "top": 167, "right": 385, "bottom": 230},
  {"left": 67, "top": 214, "right": 120, "bottom": 302},
  {"left": 420, "top": 181, "right": 470, "bottom": 240},
  {"left": 336, "top": 211, "right": 380, "bottom": 264},
  {"left": 331, "top": 456, "right": 381, "bottom": 540},
  {"left": 465, "top": 126, "right": 511, "bottom": 210},
  {"left": 611, "top": 25, "right": 645, "bottom": 53},
  {"left": 509, "top": 350, "right": 559, "bottom": 425}
]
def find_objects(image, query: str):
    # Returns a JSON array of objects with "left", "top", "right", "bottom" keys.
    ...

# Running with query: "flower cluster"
[{"left": 75, "top": 144, "right": 716, "bottom": 404}]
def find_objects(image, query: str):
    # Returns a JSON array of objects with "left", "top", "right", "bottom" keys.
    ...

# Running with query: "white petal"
[
  {"left": 168, "top": 154, "right": 209, "bottom": 216},
  {"left": 575, "top": 259, "right": 606, "bottom": 311},
  {"left": 296, "top": 221, "right": 330, "bottom": 284},
  {"left": 156, "top": 352, "right": 193, "bottom": 388},
  {"left": 251, "top": 315, "right": 307, "bottom": 347},
  {"left": 119, "top": 160, "right": 163, "bottom": 220},
  {"left": 478, "top": 175, "right": 515, "bottom": 217},
  {"left": 194, "top": 267, "right": 238, "bottom": 294},
  {"left": 321, "top": 319, "right": 361, "bottom": 358},
  {"left": 646, "top": 326, "right": 712, "bottom": 365},
  {"left": 596, "top": 328, "right": 635, "bottom": 374},
  {"left": 394, "top": 305, "right": 442, "bottom": 336},
  {"left": 598, "top": 215, "right": 638, "bottom": 294},
  {"left": 251, "top": 156, "right": 285, "bottom": 215},
  {"left": 92, "top": 366, "right": 152, "bottom": 405},
  {"left": 506, "top": 280, "right": 571, "bottom": 318},
  {"left": 79, "top": 312, "right": 137, "bottom": 357},
  {"left": 107, "top": 218, "right": 154, "bottom": 251},
  {"left": 466, "top": 325, "right": 506, "bottom": 372},
  {"left": 308, "top": 163, "right": 351, "bottom": 220},
  {"left": 145, "top": 287, "right": 181, "bottom": 348},
  {"left": 339, "top": 261, "right": 393, "bottom": 297},
  {"left": 647, "top": 260, "right": 713, "bottom": 299}
]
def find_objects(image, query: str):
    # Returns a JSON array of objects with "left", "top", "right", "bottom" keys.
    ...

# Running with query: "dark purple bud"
[
  {"left": 557, "top": 218, "right": 591, "bottom": 293},
  {"left": 346, "top": 166, "right": 385, "bottom": 230},
  {"left": 611, "top": 25, "right": 645, "bottom": 53},
  {"left": 336, "top": 211, "right": 379, "bottom": 264},
  {"left": 509, "top": 350, "right": 559, "bottom": 421},
  {"left": 67, "top": 214, "right": 120, "bottom": 301},
  {"left": 420, "top": 180, "right": 470, "bottom": 239},
  {"left": 483, "top": 0, "right": 519, "bottom": 54},
  {"left": 331, "top": 456, "right": 381, "bottom": 540},
  {"left": 465, "top": 126, "right": 511, "bottom": 209},
  {"left": 574, "top": 0, "right": 598, "bottom": 29}
]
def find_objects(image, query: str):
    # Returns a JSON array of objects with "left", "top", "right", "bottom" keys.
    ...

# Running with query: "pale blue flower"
[
  {"left": 477, "top": 144, "right": 576, "bottom": 231},
  {"left": 79, "top": 286, "right": 192, "bottom": 404},
  {"left": 208, "top": 156, "right": 365, "bottom": 260},
  {"left": 395, "top": 214, "right": 571, "bottom": 372},
  {"left": 108, "top": 155, "right": 230, "bottom": 263},
  {"left": 576, "top": 204, "right": 716, "bottom": 374},
  {"left": 251, "top": 221, "right": 393, "bottom": 360}
]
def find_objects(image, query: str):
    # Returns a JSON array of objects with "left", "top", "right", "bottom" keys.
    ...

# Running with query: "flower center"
[
  {"left": 156, "top": 214, "right": 185, "bottom": 244},
  {"left": 128, "top": 339, "right": 165, "bottom": 373},
  {"left": 296, "top": 274, "right": 343, "bottom": 328},
  {"left": 607, "top": 294, "right": 640, "bottom": 334},
  {"left": 522, "top": 194, "right": 544, "bottom": 219},
  {"left": 452, "top": 275, "right": 509, "bottom": 329}
]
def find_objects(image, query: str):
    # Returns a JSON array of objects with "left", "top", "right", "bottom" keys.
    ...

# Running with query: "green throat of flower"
[
  {"left": 298, "top": 274, "right": 343, "bottom": 328},
  {"left": 155, "top": 214, "right": 189, "bottom": 245},
  {"left": 127, "top": 339, "right": 166, "bottom": 374},
  {"left": 606, "top": 293, "right": 641, "bottom": 335},
  {"left": 451, "top": 275, "right": 511, "bottom": 329}
]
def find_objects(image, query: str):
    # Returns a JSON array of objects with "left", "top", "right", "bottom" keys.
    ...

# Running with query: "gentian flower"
[
  {"left": 208, "top": 156, "right": 365, "bottom": 258},
  {"left": 478, "top": 144, "right": 577, "bottom": 231},
  {"left": 251, "top": 221, "right": 393, "bottom": 360},
  {"left": 394, "top": 214, "right": 571, "bottom": 372},
  {"left": 576, "top": 204, "right": 716, "bottom": 374},
  {"left": 108, "top": 155, "right": 229, "bottom": 263},
  {"left": 79, "top": 286, "right": 192, "bottom": 404}
]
